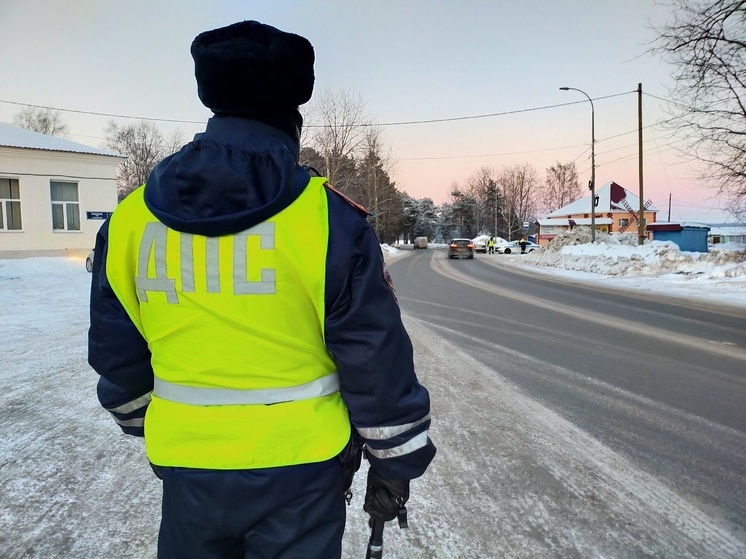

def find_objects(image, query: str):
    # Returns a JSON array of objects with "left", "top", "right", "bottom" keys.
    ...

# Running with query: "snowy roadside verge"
[{"left": 474, "top": 230, "right": 746, "bottom": 311}]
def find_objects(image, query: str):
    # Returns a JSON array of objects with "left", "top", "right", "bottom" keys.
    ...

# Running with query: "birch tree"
[
  {"left": 306, "top": 89, "right": 370, "bottom": 190},
  {"left": 540, "top": 161, "right": 581, "bottom": 214},
  {"left": 498, "top": 163, "right": 539, "bottom": 240}
]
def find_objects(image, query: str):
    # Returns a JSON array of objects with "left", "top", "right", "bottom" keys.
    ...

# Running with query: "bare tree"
[
  {"left": 13, "top": 107, "right": 69, "bottom": 138},
  {"left": 306, "top": 89, "right": 370, "bottom": 189},
  {"left": 103, "top": 120, "right": 185, "bottom": 200},
  {"left": 497, "top": 163, "right": 539, "bottom": 240},
  {"left": 651, "top": 0, "right": 746, "bottom": 217},
  {"left": 539, "top": 161, "right": 581, "bottom": 214}
]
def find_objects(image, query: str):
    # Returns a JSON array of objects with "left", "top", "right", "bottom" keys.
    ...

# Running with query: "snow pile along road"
[{"left": 523, "top": 229, "right": 746, "bottom": 279}]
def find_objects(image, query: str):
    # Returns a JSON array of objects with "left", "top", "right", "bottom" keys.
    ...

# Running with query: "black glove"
[{"left": 363, "top": 468, "right": 410, "bottom": 521}]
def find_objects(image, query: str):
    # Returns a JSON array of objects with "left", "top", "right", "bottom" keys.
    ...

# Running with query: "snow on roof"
[
  {"left": 546, "top": 181, "right": 658, "bottom": 217},
  {"left": 0, "top": 121, "right": 124, "bottom": 158},
  {"left": 709, "top": 225, "right": 746, "bottom": 236},
  {"left": 538, "top": 217, "right": 613, "bottom": 226}
]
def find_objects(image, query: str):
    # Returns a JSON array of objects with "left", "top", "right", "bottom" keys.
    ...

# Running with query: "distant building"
[
  {"left": 0, "top": 122, "right": 123, "bottom": 258},
  {"left": 535, "top": 181, "right": 657, "bottom": 246},
  {"left": 708, "top": 225, "right": 746, "bottom": 246}
]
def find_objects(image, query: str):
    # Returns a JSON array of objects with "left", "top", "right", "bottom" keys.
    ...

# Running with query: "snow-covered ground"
[{"left": 1, "top": 234, "right": 745, "bottom": 558}]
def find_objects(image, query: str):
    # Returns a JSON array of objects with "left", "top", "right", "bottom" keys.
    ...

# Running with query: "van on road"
[{"left": 414, "top": 237, "right": 428, "bottom": 249}]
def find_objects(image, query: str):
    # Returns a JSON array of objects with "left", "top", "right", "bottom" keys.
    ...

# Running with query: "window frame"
[
  {"left": 0, "top": 177, "right": 22, "bottom": 231},
  {"left": 50, "top": 180, "right": 81, "bottom": 232}
]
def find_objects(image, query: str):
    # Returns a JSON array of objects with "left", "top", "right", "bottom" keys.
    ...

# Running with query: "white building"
[{"left": 0, "top": 122, "right": 123, "bottom": 258}]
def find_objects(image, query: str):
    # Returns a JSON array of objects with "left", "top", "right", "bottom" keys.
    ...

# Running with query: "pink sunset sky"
[{"left": 0, "top": 0, "right": 733, "bottom": 222}]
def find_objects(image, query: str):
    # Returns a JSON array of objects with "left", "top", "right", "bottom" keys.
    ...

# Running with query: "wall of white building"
[{"left": 0, "top": 147, "right": 120, "bottom": 257}]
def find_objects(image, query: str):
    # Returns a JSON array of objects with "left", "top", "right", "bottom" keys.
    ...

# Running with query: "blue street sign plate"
[{"left": 86, "top": 211, "right": 114, "bottom": 220}]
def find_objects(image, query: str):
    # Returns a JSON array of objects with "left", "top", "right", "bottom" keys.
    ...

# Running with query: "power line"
[
  {"left": 354, "top": 91, "right": 636, "bottom": 127},
  {"left": 404, "top": 142, "right": 589, "bottom": 161},
  {"left": 1, "top": 90, "right": 636, "bottom": 129},
  {"left": 643, "top": 91, "right": 734, "bottom": 115},
  {"left": 0, "top": 99, "right": 207, "bottom": 125},
  {"left": 3, "top": 90, "right": 675, "bottom": 166}
]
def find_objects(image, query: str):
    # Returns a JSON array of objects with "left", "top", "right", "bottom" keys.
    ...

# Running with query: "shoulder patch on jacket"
[{"left": 324, "top": 182, "right": 372, "bottom": 217}]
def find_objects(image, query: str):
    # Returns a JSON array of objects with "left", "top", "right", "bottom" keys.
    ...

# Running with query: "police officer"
[{"left": 89, "top": 20, "right": 435, "bottom": 559}]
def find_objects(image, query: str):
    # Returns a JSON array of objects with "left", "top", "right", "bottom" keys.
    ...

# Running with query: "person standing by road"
[
  {"left": 88, "top": 20, "right": 435, "bottom": 559},
  {"left": 520, "top": 238, "right": 528, "bottom": 254},
  {"left": 488, "top": 236, "right": 495, "bottom": 254}
]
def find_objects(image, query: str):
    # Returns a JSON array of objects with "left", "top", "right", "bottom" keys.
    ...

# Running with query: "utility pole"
[
  {"left": 560, "top": 87, "right": 595, "bottom": 242},
  {"left": 668, "top": 193, "right": 672, "bottom": 222},
  {"left": 638, "top": 83, "right": 645, "bottom": 246}
]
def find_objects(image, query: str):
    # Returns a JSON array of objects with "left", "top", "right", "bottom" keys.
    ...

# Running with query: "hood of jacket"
[{"left": 143, "top": 116, "right": 310, "bottom": 237}]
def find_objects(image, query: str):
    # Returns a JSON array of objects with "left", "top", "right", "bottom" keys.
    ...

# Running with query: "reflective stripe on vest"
[{"left": 154, "top": 372, "right": 340, "bottom": 406}]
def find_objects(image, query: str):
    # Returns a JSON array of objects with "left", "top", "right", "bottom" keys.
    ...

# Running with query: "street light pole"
[{"left": 560, "top": 87, "right": 595, "bottom": 242}]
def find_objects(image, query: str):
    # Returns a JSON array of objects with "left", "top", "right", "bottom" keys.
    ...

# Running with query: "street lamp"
[{"left": 560, "top": 87, "right": 595, "bottom": 242}]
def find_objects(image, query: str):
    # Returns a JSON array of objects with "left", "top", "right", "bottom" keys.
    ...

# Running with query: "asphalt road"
[{"left": 387, "top": 248, "right": 746, "bottom": 544}]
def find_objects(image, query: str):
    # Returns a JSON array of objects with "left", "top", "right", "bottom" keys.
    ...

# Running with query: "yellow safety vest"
[{"left": 106, "top": 177, "right": 350, "bottom": 469}]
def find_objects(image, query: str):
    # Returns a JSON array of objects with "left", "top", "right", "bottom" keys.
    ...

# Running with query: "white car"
[{"left": 497, "top": 240, "right": 541, "bottom": 254}]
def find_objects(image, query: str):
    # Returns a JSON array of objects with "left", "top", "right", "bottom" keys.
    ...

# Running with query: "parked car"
[
  {"left": 413, "top": 236, "right": 429, "bottom": 249},
  {"left": 471, "top": 235, "right": 490, "bottom": 253},
  {"left": 473, "top": 239, "right": 487, "bottom": 253},
  {"left": 497, "top": 240, "right": 541, "bottom": 254},
  {"left": 447, "top": 238, "right": 475, "bottom": 259},
  {"left": 86, "top": 250, "right": 94, "bottom": 273}
]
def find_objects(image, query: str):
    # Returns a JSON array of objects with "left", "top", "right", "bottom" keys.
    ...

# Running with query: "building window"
[
  {"left": 619, "top": 218, "right": 629, "bottom": 227},
  {"left": 0, "top": 177, "right": 22, "bottom": 231},
  {"left": 50, "top": 181, "right": 80, "bottom": 231}
]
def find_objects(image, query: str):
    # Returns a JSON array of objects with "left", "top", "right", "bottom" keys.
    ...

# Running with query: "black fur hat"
[{"left": 191, "top": 21, "right": 314, "bottom": 140}]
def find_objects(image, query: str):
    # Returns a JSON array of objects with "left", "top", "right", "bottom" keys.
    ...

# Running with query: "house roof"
[
  {"left": 708, "top": 226, "right": 746, "bottom": 236},
  {"left": 0, "top": 121, "right": 124, "bottom": 158},
  {"left": 647, "top": 221, "right": 710, "bottom": 232},
  {"left": 546, "top": 181, "right": 658, "bottom": 217}
]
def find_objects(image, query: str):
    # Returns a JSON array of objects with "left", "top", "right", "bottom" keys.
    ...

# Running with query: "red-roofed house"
[{"left": 535, "top": 181, "right": 657, "bottom": 246}]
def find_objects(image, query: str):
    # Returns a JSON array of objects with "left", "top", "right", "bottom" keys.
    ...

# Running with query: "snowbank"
[{"left": 524, "top": 229, "right": 746, "bottom": 279}]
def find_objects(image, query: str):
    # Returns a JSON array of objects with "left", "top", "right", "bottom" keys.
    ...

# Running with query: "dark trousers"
[{"left": 157, "top": 459, "right": 346, "bottom": 559}]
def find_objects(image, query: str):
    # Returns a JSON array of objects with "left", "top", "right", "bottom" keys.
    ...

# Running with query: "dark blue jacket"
[{"left": 89, "top": 116, "right": 435, "bottom": 480}]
